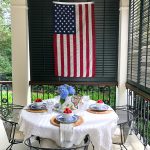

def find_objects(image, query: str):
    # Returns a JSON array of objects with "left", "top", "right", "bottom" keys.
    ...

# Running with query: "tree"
[{"left": 0, "top": 0, "right": 11, "bottom": 80}]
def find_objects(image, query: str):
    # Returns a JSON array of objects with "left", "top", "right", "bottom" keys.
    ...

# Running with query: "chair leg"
[
  {"left": 84, "top": 146, "right": 88, "bottom": 150},
  {"left": 11, "top": 124, "right": 16, "bottom": 142},
  {"left": 120, "top": 144, "right": 123, "bottom": 150},
  {"left": 28, "top": 138, "right": 32, "bottom": 150},
  {"left": 144, "top": 146, "right": 147, "bottom": 150},
  {"left": 6, "top": 123, "right": 17, "bottom": 150},
  {"left": 6, "top": 143, "right": 13, "bottom": 150},
  {"left": 90, "top": 141, "right": 94, "bottom": 150},
  {"left": 122, "top": 144, "right": 128, "bottom": 150},
  {"left": 36, "top": 136, "right": 41, "bottom": 144}
]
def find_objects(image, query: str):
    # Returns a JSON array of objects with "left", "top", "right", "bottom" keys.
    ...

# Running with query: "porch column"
[
  {"left": 117, "top": 0, "right": 129, "bottom": 106},
  {"left": 11, "top": 0, "right": 31, "bottom": 105}
]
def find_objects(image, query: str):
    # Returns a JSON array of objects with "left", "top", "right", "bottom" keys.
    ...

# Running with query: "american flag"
[{"left": 53, "top": 2, "right": 96, "bottom": 77}]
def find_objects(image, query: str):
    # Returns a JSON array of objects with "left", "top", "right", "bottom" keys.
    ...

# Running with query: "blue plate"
[
  {"left": 56, "top": 114, "right": 79, "bottom": 124},
  {"left": 29, "top": 103, "right": 47, "bottom": 110},
  {"left": 89, "top": 104, "right": 109, "bottom": 111}
]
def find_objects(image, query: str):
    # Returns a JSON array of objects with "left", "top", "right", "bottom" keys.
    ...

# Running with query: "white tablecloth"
[{"left": 19, "top": 101, "right": 118, "bottom": 150}]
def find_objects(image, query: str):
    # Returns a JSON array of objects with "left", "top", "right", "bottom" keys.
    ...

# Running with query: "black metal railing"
[
  {"left": 30, "top": 82, "right": 117, "bottom": 109},
  {"left": 0, "top": 81, "right": 117, "bottom": 115},
  {"left": 126, "top": 83, "right": 150, "bottom": 148},
  {"left": 0, "top": 81, "right": 13, "bottom": 117}
]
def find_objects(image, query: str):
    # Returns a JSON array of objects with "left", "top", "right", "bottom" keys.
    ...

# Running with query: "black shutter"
[
  {"left": 28, "top": 0, "right": 119, "bottom": 83},
  {"left": 127, "top": 0, "right": 150, "bottom": 93}
]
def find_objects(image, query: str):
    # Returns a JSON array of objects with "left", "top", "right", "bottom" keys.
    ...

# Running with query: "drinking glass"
[
  {"left": 54, "top": 95, "right": 60, "bottom": 104},
  {"left": 80, "top": 95, "right": 90, "bottom": 110},
  {"left": 78, "top": 102, "right": 85, "bottom": 110},
  {"left": 47, "top": 100, "right": 54, "bottom": 114}
]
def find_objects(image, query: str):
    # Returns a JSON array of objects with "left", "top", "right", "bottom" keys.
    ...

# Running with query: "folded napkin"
[{"left": 59, "top": 123, "right": 74, "bottom": 148}]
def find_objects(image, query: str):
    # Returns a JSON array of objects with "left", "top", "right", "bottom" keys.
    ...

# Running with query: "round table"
[{"left": 19, "top": 101, "right": 118, "bottom": 150}]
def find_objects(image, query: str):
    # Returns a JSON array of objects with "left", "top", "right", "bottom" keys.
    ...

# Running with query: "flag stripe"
[
  {"left": 67, "top": 35, "right": 70, "bottom": 77},
  {"left": 54, "top": 34, "right": 58, "bottom": 76},
  {"left": 85, "top": 4, "right": 89, "bottom": 77},
  {"left": 73, "top": 34, "right": 77, "bottom": 77},
  {"left": 76, "top": 4, "right": 80, "bottom": 77},
  {"left": 70, "top": 35, "right": 73, "bottom": 77},
  {"left": 60, "top": 35, "right": 64, "bottom": 76},
  {"left": 79, "top": 4, "right": 83, "bottom": 77},
  {"left": 88, "top": 4, "right": 93, "bottom": 77},
  {"left": 63, "top": 35, "right": 67, "bottom": 77},
  {"left": 57, "top": 34, "right": 61, "bottom": 76},
  {"left": 82, "top": 4, "right": 87, "bottom": 77}
]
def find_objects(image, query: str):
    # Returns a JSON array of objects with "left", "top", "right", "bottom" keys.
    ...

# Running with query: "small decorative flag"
[{"left": 53, "top": 1, "right": 96, "bottom": 77}]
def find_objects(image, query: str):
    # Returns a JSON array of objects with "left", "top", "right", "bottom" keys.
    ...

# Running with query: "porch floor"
[
  {"left": 1, "top": 133, "right": 144, "bottom": 150},
  {"left": 112, "top": 133, "right": 145, "bottom": 150}
]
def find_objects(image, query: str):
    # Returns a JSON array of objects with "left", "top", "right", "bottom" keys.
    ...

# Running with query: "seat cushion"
[
  {"left": 112, "top": 126, "right": 122, "bottom": 144},
  {"left": 14, "top": 130, "right": 24, "bottom": 141}
]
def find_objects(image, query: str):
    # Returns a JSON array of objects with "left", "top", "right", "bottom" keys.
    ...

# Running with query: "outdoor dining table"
[{"left": 19, "top": 100, "right": 118, "bottom": 150}]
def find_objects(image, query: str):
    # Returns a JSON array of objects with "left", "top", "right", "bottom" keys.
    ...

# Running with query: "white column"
[
  {"left": 11, "top": 0, "right": 31, "bottom": 105},
  {"left": 117, "top": 0, "right": 129, "bottom": 106}
]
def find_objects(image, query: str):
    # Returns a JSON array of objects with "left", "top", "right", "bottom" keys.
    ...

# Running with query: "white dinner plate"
[
  {"left": 56, "top": 114, "right": 79, "bottom": 124},
  {"left": 29, "top": 103, "right": 47, "bottom": 110},
  {"left": 89, "top": 104, "right": 109, "bottom": 111}
]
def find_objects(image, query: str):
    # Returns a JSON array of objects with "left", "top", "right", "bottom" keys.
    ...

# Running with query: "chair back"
[
  {"left": 0, "top": 104, "right": 24, "bottom": 149},
  {"left": 1, "top": 104, "right": 23, "bottom": 120},
  {"left": 119, "top": 120, "right": 132, "bottom": 144},
  {"left": 24, "top": 135, "right": 90, "bottom": 150},
  {"left": 3, "top": 120, "right": 13, "bottom": 142},
  {"left": 113, "top": 107, "right": 134, "bottom": 148}
]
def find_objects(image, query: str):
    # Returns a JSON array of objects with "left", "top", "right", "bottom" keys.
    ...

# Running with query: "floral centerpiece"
[{"left": 57, "top": 84, "right": 75, "bottom": 104}]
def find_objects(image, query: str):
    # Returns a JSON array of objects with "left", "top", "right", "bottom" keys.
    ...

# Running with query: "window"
[
  {"left": 28, "top": 0, "right": 119, "bottom": 83},
  {"left": 128, "top": 0, "right": 150, "bottom": 93}
]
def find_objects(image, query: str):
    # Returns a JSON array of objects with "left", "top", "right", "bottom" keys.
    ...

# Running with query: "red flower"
[
  {"left": 63, "top": 107, "right": 72, "bottom": 114},
  {"left": 97, "top": 100, "right": 103, "bottom": 103},
  {"left": 35, "top": 98, "right": 42, "bottom": 102}
]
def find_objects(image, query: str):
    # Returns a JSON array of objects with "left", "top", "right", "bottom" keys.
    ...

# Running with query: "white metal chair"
[
  {"left": 112, "top": 107, "right": 134, "bottom": 150},
  {"left": 0, "top": 104, "right": 24, "bottom": 150}
]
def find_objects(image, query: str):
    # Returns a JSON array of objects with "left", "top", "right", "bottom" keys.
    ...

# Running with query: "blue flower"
[
  {"left": 58, "top": 85, "right": 66, "bottom": 93},
  {"left": 57, "top": 84, "right": 76, "bottom": 100},
  {"left": 64, "top": 84, "right": 69, "bottom": 88},
  {"left": 68, "top": 86, "right": 75, "bottom": 95},
  {"left": 59, "top": 88, "right": 69, "bottom": 99}
]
